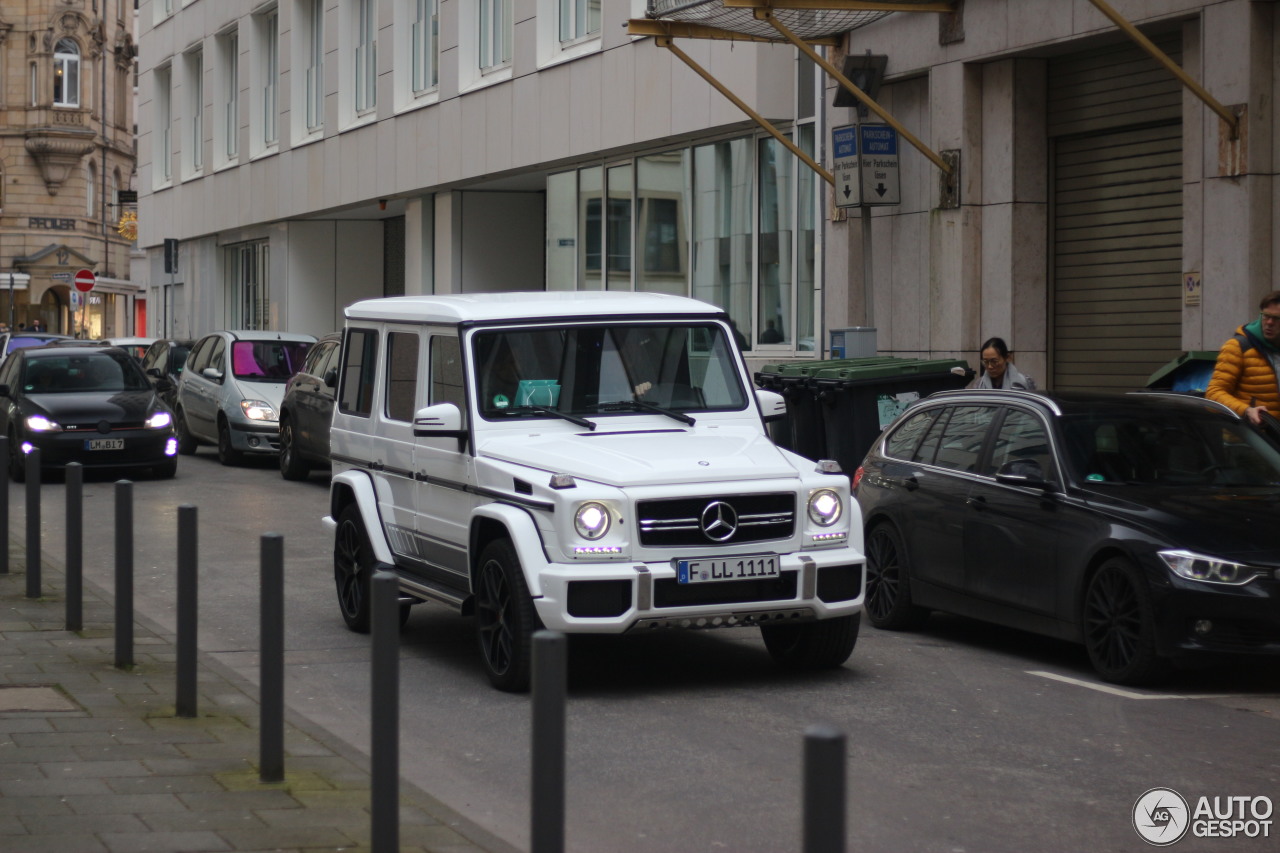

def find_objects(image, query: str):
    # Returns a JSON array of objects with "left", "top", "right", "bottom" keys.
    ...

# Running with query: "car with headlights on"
[
  {"left": 0, "top": 345, "right": 178, "bottom": 481},
  {"left": 174, "top": 330, "right": 315, "bottom": 465},
  {"left": 854, "top": 389, "right": 1280, "bottom": 685}
]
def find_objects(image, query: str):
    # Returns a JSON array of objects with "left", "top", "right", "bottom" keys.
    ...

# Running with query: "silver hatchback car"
[{"left": 174, "top": 330, "right": 316, "bottom": 465}]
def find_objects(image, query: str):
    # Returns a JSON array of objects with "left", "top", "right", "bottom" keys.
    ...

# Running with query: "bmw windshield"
[{"left": 472, "top": 322, "right": 747, "bottom": 422}]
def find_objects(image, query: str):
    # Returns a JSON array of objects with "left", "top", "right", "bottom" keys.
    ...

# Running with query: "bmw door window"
[
  {"left": 984, "top": 409, "right": 1054, "bottom": 478},
  {"left": 932, "top": 406, "right": 997, "bottom": 473},
  {"left": 884, "top": 407, "right": 944, "bottom": 460}
]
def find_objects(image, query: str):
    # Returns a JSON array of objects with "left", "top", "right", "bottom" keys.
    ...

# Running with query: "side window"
[
  {"left": 884, "top": 408, "right": 941, "bottom": 460},
  {"left": 0, "top": 354, "right": 19, "bottom": 387},
  {"left": 185, "top": 338, "right": 210, "bottom": 374},
  {"left": 985, "top": 409, "right": 1054, "bottom": 477},
  {"left": 141, "top": 347, "right": 158, "bottom": 371},
  {"left": 912, "top": 408, "right": 951, "bottom": 465},
  {"left": 208, "top": 338, "right": 227, "bottom": 377},
  {"left": 430, "top": 335, "right": 465, "bottom": 425},
  {"left": 339, "top": 328, "right": 378, "bottom": 417},
  {"left": 303, "top": 341, "right": 330, "bottom": 376},
  {"left": 933, "top": 406, "right": 996, "bottom": 473},
  {"left": 384, "top": 332, "right": 420, "bottom": 422}
]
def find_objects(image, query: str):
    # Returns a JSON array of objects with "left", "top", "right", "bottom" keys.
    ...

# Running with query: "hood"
[
  {"left": 479, "top": 424, "right": 800, "bottom": 488},
  {"left": 1084, "top": 485, "right": 1280, "bottom": 564},
  {"left": 27, "top": 389, "right": 161, "bottom": 423},
  {"left": 233, "top": 378, "right": 288, "bottom": 410}
]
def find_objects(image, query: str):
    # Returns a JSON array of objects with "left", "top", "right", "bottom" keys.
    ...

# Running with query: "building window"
[
  {"left": 54, "top": 38, "right": 80, "bottom": 107},
  {"left": 559, "top": 0, "right": 601, "bottom": 44},
  {"left": 306, "top": 0, "right": 324, "bottom": 129},
  {"left": 226, "top": 241, "right": 271, "bottom": 330},
  {"left": 411, "top": 0, "right": 439, "bottom": 94},
  {"left": 251, "top": 8, "right": 279, "bottom": 154},
  {"left": 355, "top": 0, "right": 377, "bottom": 113},
  {"left": 155, "top": 64, "right": 172, "bottom": 185},
  {"left": 216, "top": 30, "right": 239, "bottom": 164},
  {"left": 87, "top": 161, "right": 97, "bottom": 218},
  {"left": 479, "top": 0, "right": 512, "bottom": 72},
  {"left": 185, "top": 48, "right": 204, "bottom": 176}
]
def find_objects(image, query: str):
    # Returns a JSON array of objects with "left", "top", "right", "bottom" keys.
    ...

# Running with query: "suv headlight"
[
  {"left": 807, "top": 489, "right": 843, "bottom": 526},
  {"left": 574, "top": 502, "right": 611, "bottom": 540},
  {"left": 26, "top": 414, "right": 61, "bottom": 432},
  {"left": 146, "top": 411, "right": 173, "bottom": 429},
  {"left": 241, "top": 399, "right": 277, "bottom": 421},
  {"left": 1159, "top": 549, "right": 1262, "bottom": 586}
]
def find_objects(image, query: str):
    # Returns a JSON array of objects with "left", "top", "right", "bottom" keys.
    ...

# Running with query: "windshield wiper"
[
  {"left": 595, "top": 399, "right": 696, "bottom": 426},
  {"left": 505, "top": 405, "right": 597, "bottom": 431}
]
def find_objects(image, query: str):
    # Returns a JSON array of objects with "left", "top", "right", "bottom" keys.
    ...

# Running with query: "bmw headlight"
[
  {"left": 241, "top": 399, "right": 277, "bottom": 421},
  {"left": 26, "top": 414, "right": 61, "bottom": 432},
  {"left": 146, "top": 411, "right": 173, "bottom": 429},
  {"left": 574, "top": 502, "right": 611, "bottom": 540},
  {"left": 1159, "top": 550, "right": 1262, "bottom": 586},
  {"left": 807, "top": 489, "right": 843, "bottom": 526}
]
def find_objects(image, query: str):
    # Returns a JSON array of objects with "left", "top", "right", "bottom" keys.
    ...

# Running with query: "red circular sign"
[{"left": 74, "top": 269, "right": 96, "bottom": 293}]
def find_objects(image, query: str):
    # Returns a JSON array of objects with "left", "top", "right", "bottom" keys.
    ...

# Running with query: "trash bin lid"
[
  {"left": 1145, "top": 351, "right": 1219, "bottom": 388},
  {"left": 811, "top": 356, "right": 971, "bottom": 384}
]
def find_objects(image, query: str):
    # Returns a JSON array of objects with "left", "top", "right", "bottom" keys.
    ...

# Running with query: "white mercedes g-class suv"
[{"left": 323, "top": 292, "right": 864, "bottom": 690}]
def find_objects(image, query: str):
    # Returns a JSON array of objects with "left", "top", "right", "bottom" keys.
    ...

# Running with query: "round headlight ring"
[
  {"left": 574, "top": 502, "right": 611, "bottom": 540},
  {"left": 808, "top": 489, "right": 843, "bottom": 526}
]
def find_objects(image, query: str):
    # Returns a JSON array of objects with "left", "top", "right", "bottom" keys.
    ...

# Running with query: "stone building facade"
[{"left": 0, "top": 0, "right": 138, "bottom": 337}]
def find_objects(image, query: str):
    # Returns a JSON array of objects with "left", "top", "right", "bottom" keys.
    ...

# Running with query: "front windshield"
[
  {"left": 230, "top": 340, "right": 311, "bottom": 381},
  {"left": 22, "top": 352, "right": 152, "bottom": 394},
  {"left": 472, "top": 322, "right": 747, "bottom": 421},
  {"left": 1061, "top": 407, "right": 1280, "bottom": 486}
]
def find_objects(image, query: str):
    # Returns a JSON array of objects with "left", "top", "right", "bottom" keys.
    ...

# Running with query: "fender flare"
[
  {"left": 472, "top": 502, "right": 552, "bottom": 598},
  {"left": 329, "top": 469, "right": 396, "bottom": 565}
]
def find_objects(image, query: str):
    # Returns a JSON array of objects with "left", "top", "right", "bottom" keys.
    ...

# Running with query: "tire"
[
  {"left": 761, "top": 613, "right": 860, "bottom": 670},
  {"left": 864, "top": 523, "right": 931, "bottom": 630},
  {"left": 474, "top": 539, "right": 540, "bottom": 692},
  {"left": 334, "top": 504, "right": 373, "bottom": 633},
  {"left": 1082, "top": 557, "right": 1168, "bottom": 685},
  {"left": 216, "top": 418, "right": 244, "bottom": 466},
  {"left": 174, "top": 410, "right": 198, "bottom": 455},
  {"left": 278, "top": 416, "right": 310, "bottom": 481},
  {"left": 152, "top": 459, "right": 178, "bottom": 479},
  {"left": 8, "top": 431, "right": 25, "bottom": 484}
]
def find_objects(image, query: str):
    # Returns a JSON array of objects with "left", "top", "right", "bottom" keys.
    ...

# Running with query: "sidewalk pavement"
[{"left": 0, "top": 543, "right": 518, "bottom": 853}]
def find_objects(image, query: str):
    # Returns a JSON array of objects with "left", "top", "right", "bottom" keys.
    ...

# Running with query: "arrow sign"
[
  {"left": 831, "top": 124, "right": 861, "bottom": 209},
  {"left": 859, "top": 125, "right": 901, "bottom": 206},
  {"left": 73, "top": 268, "right": 97, "bottom": 293}
]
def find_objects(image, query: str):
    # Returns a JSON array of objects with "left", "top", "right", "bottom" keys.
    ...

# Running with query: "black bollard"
[
  {"left": 259, "top": 533, "right": 284, "bottom": 784},
  {"left": 175, "top": 505, "right": 198, "bottom": 718},
  {"left": 65, "top": 463, "right": 83, "bottom": 631},
  {"left": 0, "top": 435, "right": 8, "bottom": 575},
  {"left": 114, "top": 480, "right": 133, "bottom": 668},
  {"left": 25, "top": 447, "right": 40, "bottom": 598},
  {"left": 370, "top": 567, "right": 400, "bottom": 853},
  {"left": 531, "top": 630, "right": 567, "bottom": 853},
  {"left": 802, "top": 724, "right": 847, "bottom": 853}
]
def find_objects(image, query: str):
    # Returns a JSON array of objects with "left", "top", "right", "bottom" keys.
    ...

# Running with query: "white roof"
[{"left": 344, "top": 291, "right": 727, "bottom": 324}]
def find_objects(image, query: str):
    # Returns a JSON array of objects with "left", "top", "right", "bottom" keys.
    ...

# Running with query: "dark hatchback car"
[
  {"left": 139, "top": 338, "right": 194, "bottom": 410},
  {"left": 278, "top": 332, "right": 339, "bottom": 480},
  {"left": 0, "top": 345, "right": 178, "bottom": 481},
  {"left": 854, "top": 389, "right": 1280, "bottom": 685}
]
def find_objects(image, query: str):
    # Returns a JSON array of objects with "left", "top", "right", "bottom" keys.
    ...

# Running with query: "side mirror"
[
  {"left": 413, "top": 403, "right": 466, "bottom": 439},
  {"left": 323, "top": 366, "right": 338, "bottom": 389},
  {"left": 755, "top": 388, "right": 787, "bottom": 422},
  {"left": 995, "top": 458, "right": 1054, "bottom": 490},
  {"left": 146, "top": 367, "right": 162, "bottom": 378},
  {"left": 201, "top": 367, "right": 224, "bottom": 382}
]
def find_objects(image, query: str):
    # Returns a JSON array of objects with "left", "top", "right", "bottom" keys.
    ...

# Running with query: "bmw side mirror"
[{"left": 995, "top": 459, "right": 1054, "bottom": 491}]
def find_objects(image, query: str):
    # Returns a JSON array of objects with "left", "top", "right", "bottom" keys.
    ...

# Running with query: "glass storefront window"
[
  {"left": 605, "top": 164, "right": 632, "bottom": 290},
  {"left": 636, "top": 151, "right": 688, "bottom": 296},
  {"left": 758, "top": 136, "right": 794, "bottom": 347},
  {"left": 579, "top": 166, "right": 603, "bottom": 290},
  {"left": 546, "top": 170, "right": 576, "bottom": 290},
  {"left": 692, "top": 138, "right": 753, "bottom": 349},
  {"left": 797, "top": 124, "right": 816, "bottom": 352}
]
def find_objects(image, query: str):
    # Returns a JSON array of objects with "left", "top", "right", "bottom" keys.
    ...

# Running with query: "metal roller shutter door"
[{"left": 1050, "top": 36, "right": 1183, "bottom": 392}]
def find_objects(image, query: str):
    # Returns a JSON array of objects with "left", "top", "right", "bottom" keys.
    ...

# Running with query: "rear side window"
[
  {"left": 884, "top": 408, "right": 942, "bottom": 460},
  {"left": 932, "top": 406, "right": 996, "bottom": 473},
  {"left": 339, "top": 328, "right": 378, "bottom": 417},
  {"left": 385, "top": 332, "right": 420, "bottom": 422},
  {"left": 985, "top": 408, "right": 1053, "bottom": 477}
]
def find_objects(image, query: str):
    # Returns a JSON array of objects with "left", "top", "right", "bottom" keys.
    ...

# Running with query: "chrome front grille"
[{"left": 636, "top": 493, "right": 795, "bottom": 547}]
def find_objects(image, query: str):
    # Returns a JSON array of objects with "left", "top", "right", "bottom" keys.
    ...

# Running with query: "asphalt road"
[{"left": 13, "top": 450, "right": 1280, "bottom": 852}]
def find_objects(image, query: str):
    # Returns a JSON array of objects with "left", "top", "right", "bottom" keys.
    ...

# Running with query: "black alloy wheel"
[
  {"left": 1082, "top": 557, "right": 1167, "bottom": 685},
  {"left": 334, "top": 504, "right": 373, "bottom": 633},
  {"left": 760, "top": 613, "right": 860, "bottom": 670},
  {"left": 474, "top": 539, "right": 539, "bottom": 692},
  {"left": 278, "top": 417, "right": 310, "bottom": 480},
  {"left": 174, "top": 409, "right": 198, "bottom": 455},
  {"left": 864, "top": 523, "right": 930, "bottom": 630}
]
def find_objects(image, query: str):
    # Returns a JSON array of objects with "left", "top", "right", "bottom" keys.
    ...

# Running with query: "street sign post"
[
  {"left": 831, "top": 124, "right": 861, "bottom": 208},
  {"left": 859, "top": 125, "right": 901, "bottom": 206},
  {"left": 74, "top": 269, "right": 96, "bottom": 293},
  {"left": 51, "top": 272, "right": 72, "bottom": 282}
]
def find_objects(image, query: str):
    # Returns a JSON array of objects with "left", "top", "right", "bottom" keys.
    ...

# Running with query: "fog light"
[
  {"left": 248, "top": 436, "right": 260, "bottom": 448},
  {"left": 1194, "top": 619, "right": 1213, "bottom": 635},
  {"left": 165, "top": 437, "right": 178, "bottom": 456},
  {"left": 20, "top": 442, "right": 33, "bottom": 454}
]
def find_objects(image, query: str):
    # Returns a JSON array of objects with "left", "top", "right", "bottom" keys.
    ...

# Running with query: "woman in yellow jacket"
[{"left": 1206, "top": 290, "right": 1280, "bottom": 425}]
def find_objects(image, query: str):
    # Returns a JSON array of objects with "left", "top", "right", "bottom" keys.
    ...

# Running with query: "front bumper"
[
  {"left": 530, "top": 548, "right": 864, "bottom": 634},
  {"left": 1154, "top": 574, "right": 1280, "bottom": 658},
  {"left": 22, "top": 429, "right": 176, "bottom": 470},
  {"left": 229, "top": 419, "right": 281, "bottom": 453}
]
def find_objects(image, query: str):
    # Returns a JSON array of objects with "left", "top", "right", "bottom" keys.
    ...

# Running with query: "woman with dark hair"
[{"left": 974, "top": 336, "right": 1036, "bottom": 390}]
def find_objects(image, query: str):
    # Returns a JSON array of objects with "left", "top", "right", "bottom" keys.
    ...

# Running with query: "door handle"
[
  {"left": 966, "top": 495, "right": 987, "bottom": 510},
  {"left": 903, "top": 476, "right": 919, "bottom": 491}
]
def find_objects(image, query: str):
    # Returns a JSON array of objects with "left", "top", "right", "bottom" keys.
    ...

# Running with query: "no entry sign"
[{"left": 74, "top": 268, "right": 96, "bottom": 293}]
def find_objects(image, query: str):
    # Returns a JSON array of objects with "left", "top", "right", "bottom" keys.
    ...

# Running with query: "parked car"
[
  {"left": 104, "top": 336, "right": 157, "bottom": 363},
  {"left": 139, "top": 338, "right": 194, "bottom": 410},
  {"left": 326, "top": 293, "right": 864, "bottom": 691},
  {"left": 0, "top": 344, "right": 178, "bottom": 481},
  {"left": 854, "top": 389, "right": 1280, "bottom": 685},
  {"left": 174, "top": 330, "right": 316, "bottom": 465},
  {"left": 1, "top": 332, "right": 71, "bottom": 365},
  {"left": 278, "top": 332, "right": 340, "bottom": 480}
]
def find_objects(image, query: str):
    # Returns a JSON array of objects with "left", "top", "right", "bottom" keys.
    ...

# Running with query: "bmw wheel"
[
  {"left": 278, "top": 416, "right": 310, "bottom": 481},
  {"left": 864, "top": 523, "right": 930, "bottom": 630},
  {"left": 474, "top": 539, "right": 540, "bottom": 692},
  {"left": 1082, "top": 557, "right": 1167, "bottom": 685}
]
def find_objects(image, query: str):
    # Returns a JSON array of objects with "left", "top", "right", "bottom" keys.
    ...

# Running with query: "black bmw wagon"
[{"left": 854, "top": 389, "right": 1280, "bottom": 685}]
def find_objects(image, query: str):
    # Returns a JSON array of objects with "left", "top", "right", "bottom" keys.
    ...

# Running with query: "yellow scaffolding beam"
[
  {"left": 721, "top": 0, "right": 954, "bottom": 11},
  {"left": 627, "top": 18, "right": 839, "bottom": 45}
]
